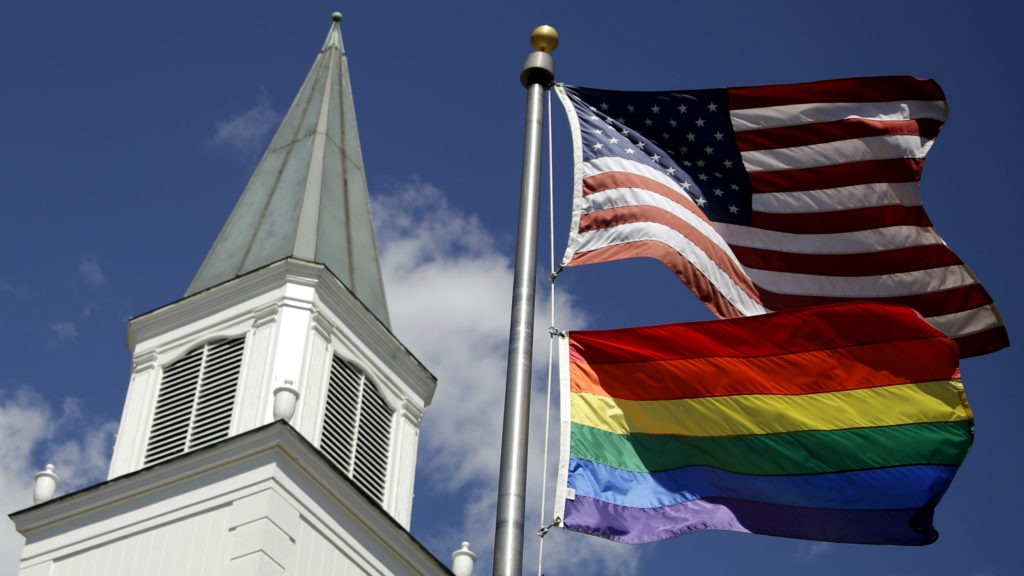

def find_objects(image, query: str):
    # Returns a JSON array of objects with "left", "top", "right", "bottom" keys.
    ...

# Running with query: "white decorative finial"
[
  {"left": 451, "top": 541, "right": 476, "bottom": 576},
  {"left": 34, "top": 464, "right": 59, "bottom": 504},
  {"left": 273, "top": 382, "right": 300, "bottom": 422},
  {"left": 332, "top": 12, "right": 342, "bottom": 22}
]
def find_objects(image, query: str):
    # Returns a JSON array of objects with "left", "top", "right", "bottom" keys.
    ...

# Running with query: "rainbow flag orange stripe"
[{"left": 555, "top": 302, "right": 973, "bottom": 545}]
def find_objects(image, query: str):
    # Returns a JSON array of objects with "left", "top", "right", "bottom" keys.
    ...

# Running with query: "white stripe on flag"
[
  {"left": 715, "top": 222, "right": 947, "bottom": 254},
  {"left": 927, "top": 305, "right": 1005, "bottom": 338},
  {"left": 752, "top": 182, "right": 923, "bottom": 213},
  {"left": 745, "top": 264, "right": 979, "bottom": 299},
  {"left": 741, "top": 135, "right": 937, "bottom": 172},
  {"left": 730, "top": 100, "right": 948, "bottom": 131},
  {"left": 576, "top": 222, "right": 766, "bottom": 316},
  {"left": 582, "top": 188, "right": 731, "bottom": 256},
  {"left": 582, "top": 156, "right": 690, "bottom": 198}
]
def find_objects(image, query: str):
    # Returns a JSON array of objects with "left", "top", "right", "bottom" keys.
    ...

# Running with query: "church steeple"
[
  {"left": 187, "top": 12, "right": 390, "bottom": 327},
  {"left": 12, "top": 15, "right": 454, "bottom": 576},
  {"left": 104, "top": 14, "right": 435, "bottom": 529}
]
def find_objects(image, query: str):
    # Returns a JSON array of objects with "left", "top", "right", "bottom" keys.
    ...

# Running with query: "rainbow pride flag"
[{"left": 554, "top": 302, "right": 973, "bottom": 545}]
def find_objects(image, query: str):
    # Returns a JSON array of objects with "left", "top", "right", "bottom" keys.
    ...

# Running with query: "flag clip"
[{"left": 537, "top": 517, "right": 561, "bottom": 538}]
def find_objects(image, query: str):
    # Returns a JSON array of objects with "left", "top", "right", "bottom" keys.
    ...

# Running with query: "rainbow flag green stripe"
[{"left": 570, "top": 420, "right": 974, "bottom": 475}]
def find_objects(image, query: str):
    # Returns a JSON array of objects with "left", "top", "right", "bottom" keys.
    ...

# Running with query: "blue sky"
[{"left": 2, "top": 1, "right": 1022, "bottom": 574}]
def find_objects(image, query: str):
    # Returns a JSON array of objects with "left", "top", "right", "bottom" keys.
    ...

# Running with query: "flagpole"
[{"left": 493, "top": 25, "right": 558, "bottom": 576}]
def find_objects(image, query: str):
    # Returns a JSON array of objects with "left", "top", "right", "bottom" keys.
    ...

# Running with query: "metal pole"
[{"left": 493, "top": 26, "right": 558, "bottom": 576}]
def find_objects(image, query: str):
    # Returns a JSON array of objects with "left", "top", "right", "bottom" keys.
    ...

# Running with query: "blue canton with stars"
[{"left": 565, "top": 85, "right": 752, "bottom": 225}]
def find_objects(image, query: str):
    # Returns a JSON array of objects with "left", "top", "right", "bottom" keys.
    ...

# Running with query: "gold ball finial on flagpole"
[
  {"left": 530, "top": 25, "right": 559, "bottom": 53},
  {"left": 521, "top": 25, "right": 557, "bottom": 87}
]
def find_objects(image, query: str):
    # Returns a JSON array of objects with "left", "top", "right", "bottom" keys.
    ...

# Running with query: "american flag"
[{"left": 556, "top": 77, "right": 1007, "bottom": 358}]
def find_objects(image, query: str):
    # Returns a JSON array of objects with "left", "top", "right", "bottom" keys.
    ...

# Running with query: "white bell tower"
[{"left": 12, "top": 14, "right": 453, "bottom": 575}]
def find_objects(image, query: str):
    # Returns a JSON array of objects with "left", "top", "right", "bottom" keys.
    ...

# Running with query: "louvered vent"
[
  {"left": 145, "top": 337, "right": 244, "bottom": 466},
  {"left": 321, "top": 355, "right": 394, "bottom": 504}
]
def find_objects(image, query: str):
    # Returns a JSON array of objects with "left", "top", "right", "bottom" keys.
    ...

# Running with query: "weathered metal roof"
[{"left": 186, "top": 13, "right": 390, "bottom": 326}]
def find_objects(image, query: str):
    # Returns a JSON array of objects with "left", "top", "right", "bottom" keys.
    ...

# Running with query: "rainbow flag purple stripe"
[{"left": 565, "top": 494, "right": 940, "bottom": 545}]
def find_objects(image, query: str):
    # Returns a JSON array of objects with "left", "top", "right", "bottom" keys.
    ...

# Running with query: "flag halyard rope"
[{"left": 536, "top": 87, "right": 559, "bottom": 576}]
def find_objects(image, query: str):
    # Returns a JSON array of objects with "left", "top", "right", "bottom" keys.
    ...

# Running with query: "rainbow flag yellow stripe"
[{"left": 571, "top": 379, "right": 970, "bottom": 437}]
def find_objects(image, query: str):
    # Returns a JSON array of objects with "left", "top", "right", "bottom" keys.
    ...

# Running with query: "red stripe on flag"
[
  {"left": 727, "top": 76, "right": 946, "bottom": 109},
  {"left": 582, "top": 171, "right": 695, "bottom": 204},
  {"left": 955, "top": 326, "right": 1012, "bottom": 359},
  {"left": 729, "top": 243, "right": 964, "bottom": 276},
  {"left": 751, "top": 204, "right": 934, "bottom": 233},
  {"left": 735, "top": 118, "right": 944, "bottom": 151},
  {"left": 755, "top": 284, "right": 995, "bottom": 319},
  {"left": 748, "top": 158, "right": 925, "bottom": 194}
]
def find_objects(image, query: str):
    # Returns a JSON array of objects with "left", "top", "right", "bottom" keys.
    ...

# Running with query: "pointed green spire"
[{"left": 187, "top": 13, "right": 390, "bottom": 326}]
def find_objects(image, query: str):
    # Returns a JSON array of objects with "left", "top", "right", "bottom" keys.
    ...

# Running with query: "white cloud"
[
  {"left": 0, "top": 281, "right": 28, "bottom": 297},
  {"left": 209, "top": 90, "right": 281, "bottom": 156},
  {"left": 793, "top": 540, "right": 833, "bottom": 559},
  {"left": 376, "top": 181, "right": 641, "bottom": 574},
  {"left": 49, "top": 321, "right": 77, "bottom": 342},
  {"left": 78, "top": 259, "right": 106, "bottom": 287},
  {"left": 0, "top": 388, "right": 117, "bottom": 574}
]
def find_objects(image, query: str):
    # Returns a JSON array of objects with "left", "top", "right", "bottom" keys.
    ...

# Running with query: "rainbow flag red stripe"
[{"left": 555, "top": 302, "right": 973, "bottom": 545}]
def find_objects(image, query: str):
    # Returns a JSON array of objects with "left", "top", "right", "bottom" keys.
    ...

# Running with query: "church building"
[{"left": 10, "top": 13, "right": 468, "bottom": 576}]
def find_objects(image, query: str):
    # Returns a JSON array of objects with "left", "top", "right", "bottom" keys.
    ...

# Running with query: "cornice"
[
  {"left": 11, "top": 423, "right": 450, "bottom": 574},
  {"left": 125, "top": 258, "right": 436, "bottom": 404}
]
